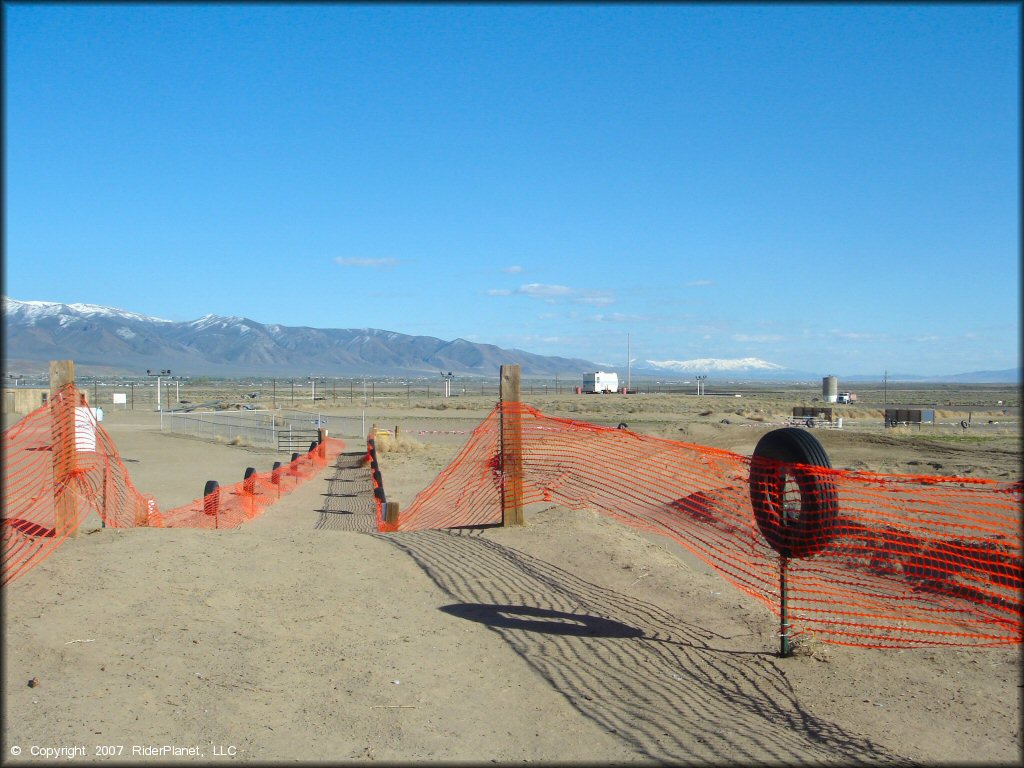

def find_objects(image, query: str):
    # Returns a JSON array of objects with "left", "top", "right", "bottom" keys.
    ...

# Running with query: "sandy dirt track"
[{"left": 2, "top": 399, "right": 1021, "bottom": 764}]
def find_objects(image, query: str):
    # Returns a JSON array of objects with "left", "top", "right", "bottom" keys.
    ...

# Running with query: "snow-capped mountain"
[
  {"left": 1, "top": 297, "right": 598, "bottom": 377},
  {"left": 4, "top": 298, "right": 173, "bottom": 325},
  {"left": 645, "top": 357, "right": 785, "bottom": 374},
  {"left": 634, "top": 357, "right": 820, "bottom": 381}
]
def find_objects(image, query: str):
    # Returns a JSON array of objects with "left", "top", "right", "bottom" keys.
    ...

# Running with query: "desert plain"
[{"left": 2, "top": 381, "right": 1021, "bottom": 764}]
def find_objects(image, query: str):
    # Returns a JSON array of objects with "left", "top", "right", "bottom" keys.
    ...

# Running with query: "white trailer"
[{"left": 583, "top": 371, "right": 619, "bottom": 394}]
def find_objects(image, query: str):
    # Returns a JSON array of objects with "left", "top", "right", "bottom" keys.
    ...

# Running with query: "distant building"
[{"left": 2, "top": 387, "right": 49, "bottom": 415}]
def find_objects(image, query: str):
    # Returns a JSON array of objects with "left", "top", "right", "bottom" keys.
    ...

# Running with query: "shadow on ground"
[
  {"left": 312, "top": 452, "right": 379, "bottom": 533},
  {"left": 383, "top": 529, "right": 907, "bottom": 765}
]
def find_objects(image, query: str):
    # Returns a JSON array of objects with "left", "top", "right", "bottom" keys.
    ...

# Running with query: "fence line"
[
  {"left": 159, "top": 407, "right": 364, "bottom": 448},
  {"left": 2, "top": 385, "right": 345, "bottom": 586},
  {"left": 390, "top": 402, "right": 1022, "bottom": 649}
]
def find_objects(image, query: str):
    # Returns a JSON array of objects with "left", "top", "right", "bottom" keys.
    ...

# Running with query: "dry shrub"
[
  {"left": 211, "top": 436, "right": 249, "bottom": 448},
  {"left": 377, "top": 433, "right": 426, "bottom": 454},
  {"left": 699, "top": 410, "right": 714, "bottom": 417},
  {"left": 214, "top": 434, "right": 250, "bottom": 447}
]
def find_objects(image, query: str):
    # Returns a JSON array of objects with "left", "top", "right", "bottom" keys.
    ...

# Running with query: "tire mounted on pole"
[{"left": 748, "top": 427, "right": 838, "bottom": 559}]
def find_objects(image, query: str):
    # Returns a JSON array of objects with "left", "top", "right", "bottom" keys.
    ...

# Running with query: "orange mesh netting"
[
  {"left": 390, "top": 403, "right": 1022, "bottom": 649},
  {"left": 2, "top": 384, "right": 344, "bottom": 586}
]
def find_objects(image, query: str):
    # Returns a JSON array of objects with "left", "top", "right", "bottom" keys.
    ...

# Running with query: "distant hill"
[
  {"left": 1, "top": 298, "right": 598, "bottom": 377},
  {"left": 637, "top": 358, "right": 1021, "bottom": 384},
  {"left": 4, "top": 298, "right": 1017, "bottom": 383},
  {"left": 841, "top": 369, "right": 1021, "bottom": 384}
]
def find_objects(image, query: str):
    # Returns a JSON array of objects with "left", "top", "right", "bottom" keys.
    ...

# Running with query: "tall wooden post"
[
  {"left": 500, "top": 364, "right": 524, "bottom": 526},
  {"left": 49, "top": 360, "right": 78, "bottom": 538}
]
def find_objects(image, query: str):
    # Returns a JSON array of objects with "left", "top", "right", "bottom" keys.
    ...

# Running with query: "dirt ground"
[{"left": 2, "top": 392, "right": 1021, "bottom": 764}]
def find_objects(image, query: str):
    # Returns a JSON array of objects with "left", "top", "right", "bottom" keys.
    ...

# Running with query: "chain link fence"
[{"left": 160, "top": 408, "right": 362, "bottom": 449}]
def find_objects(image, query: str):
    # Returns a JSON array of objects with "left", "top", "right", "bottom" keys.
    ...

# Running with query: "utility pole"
[{"left": 626, "top": 333, "right": 631, "bottom": 393}]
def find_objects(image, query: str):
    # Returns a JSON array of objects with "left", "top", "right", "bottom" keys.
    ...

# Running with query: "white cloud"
[
  {"left": 685, "top": 279, "right": 714, "bottom": 287},
  {"left": 517, "top": 283, "right": 572, "bottom": 298},
  {"left": 487, "top": 282, "right": 615, "bottom": 307},
  {"left": 572, "top": 290, "right": 615, "bottom": 307},
  {"left": 334, "top": 257, "right": 399, "bottom": 269},
  {"left": 591, "top": 312, "right": 647, "bottom": 323},
  {"left": 829, "top": 330, "right": 886, "bottom": 341},
  {"left": 732, "top": 333, "right": 785, "bottom": 342},
  {"left": 503, "top": 265, "right": 524, "bottom": 274}
]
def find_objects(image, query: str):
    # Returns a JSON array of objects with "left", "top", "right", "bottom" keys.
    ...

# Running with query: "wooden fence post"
[
  {"left": 385, "top": 501, "right": 400, "bottom": 527},
  {"left": 49, "top": 360, "right": 78, "bottom": 538},
  {"left": 500, "top": 364, "right": 524, "bottom": 526}
]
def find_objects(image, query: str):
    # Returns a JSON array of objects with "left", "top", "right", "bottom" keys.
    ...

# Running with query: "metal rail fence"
[{"left": 159, "top": 408, "right": 361, "bottom": 449}]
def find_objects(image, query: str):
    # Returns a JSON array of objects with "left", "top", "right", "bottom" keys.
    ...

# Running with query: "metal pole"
[{"left": 780, "top": 556, "right": 791, "bottom": 658}]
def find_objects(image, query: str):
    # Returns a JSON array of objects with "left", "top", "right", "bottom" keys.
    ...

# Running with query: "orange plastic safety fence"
[
  {"left": 152, "top": 435, "right": 344, "bottom": 529},
  {"left": 366, "top": 435, "right": 387, "bottom": 527},
  {"left": 2, "top": 385, "right": 345, "bottom": 585},
  {"left": 393, "top": 403, "right": 1023, "bottom": 649}
]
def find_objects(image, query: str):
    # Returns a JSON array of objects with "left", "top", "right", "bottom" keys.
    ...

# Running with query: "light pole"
[
  {"left": 441, "top": 371, "right": 454, "bottom": 398},
  {"left": 146, "top": 369, "right": 171, "bottom": 411},
  {"left": 695, "top": 375, "right": 708, "bottom": 396}
]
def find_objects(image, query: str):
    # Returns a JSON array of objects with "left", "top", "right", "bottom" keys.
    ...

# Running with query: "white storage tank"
[{"left": 822, "top": 375, "right": 839, "bottom": 403}]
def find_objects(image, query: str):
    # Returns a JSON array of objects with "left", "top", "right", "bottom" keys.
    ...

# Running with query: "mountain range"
[
  {"left": 2, "top": 298, "right": 597, "bottom": 377},
  {"left": 2, "top": 298, "right": 1019, "bottom": 383}
]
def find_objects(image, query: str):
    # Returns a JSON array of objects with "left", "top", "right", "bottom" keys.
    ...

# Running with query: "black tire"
[
  {"left": 617, "top": 422, "right": 628, "bottom": 430},
  {"left": 244, "top": 467, "right": 256, "bottom": 479},
  {"left": 309, "top": 440, "right": 318, "bottom": 454},
  {"left": 749, "top": 428, "right": 838, "bottom": 559},
  {"left": 291, "top": 452, "right": 300, "bottom": 463},
  {"left": 202, "top": 480, "right": 220, "bottom": 516}
]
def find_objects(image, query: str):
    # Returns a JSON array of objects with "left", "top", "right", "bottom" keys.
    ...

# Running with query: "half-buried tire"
[
  {"left": 202, "top": 480, "right": 220, "bottom": 517},
  {"left": 749, "top": 427, "right": 838, "bottom": 559}
]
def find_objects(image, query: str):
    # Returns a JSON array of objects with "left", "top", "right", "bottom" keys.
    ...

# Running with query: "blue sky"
[{"left": 4, "top": 3, "right": 1019, "bottom": 376}]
